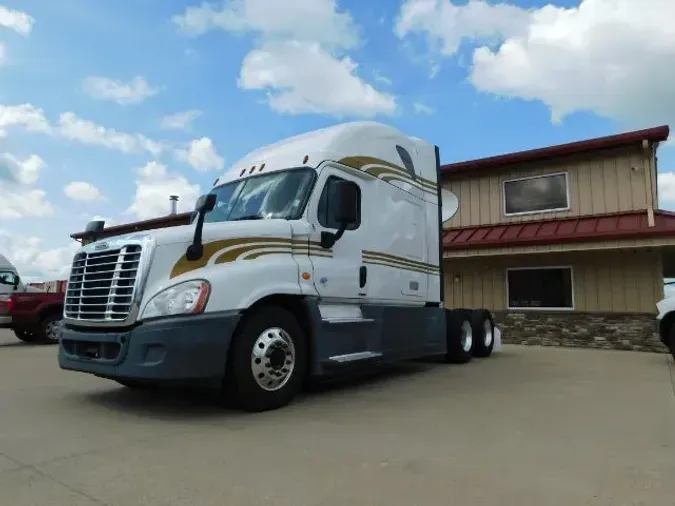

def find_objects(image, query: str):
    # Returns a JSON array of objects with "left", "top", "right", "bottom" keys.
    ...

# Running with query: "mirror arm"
[
  {"left": 320, "top": 223, "right": 348, "bottom": 249},
  {"left": 186, "top": 213, "right": 207, "bottom": 261}
]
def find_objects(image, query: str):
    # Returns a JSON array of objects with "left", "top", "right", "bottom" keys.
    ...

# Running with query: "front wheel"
[
  {"left": 36, "top": 313, "right": 63, "bottom": 344},
  {"left": 14, "top": 329, "right": 37, "bottom": 343},
  {"left": 668, "top": 325, "right": 675, "bottom": 360},
  {"left": 223, "top": 306, "right": 307, "bottom": 412}
]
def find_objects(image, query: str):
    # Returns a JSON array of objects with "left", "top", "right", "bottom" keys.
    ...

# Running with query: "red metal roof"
[
  {"left": 441, "top": 125, "right": 670, "bottom": 176},
  {"left": 443, "top": 210, "right": 675, "bottom": 250}
]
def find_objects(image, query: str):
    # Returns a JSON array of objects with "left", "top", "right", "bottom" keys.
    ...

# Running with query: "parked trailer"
[{"left": 58, "top": 121, "right": 500, "bottom": 412}]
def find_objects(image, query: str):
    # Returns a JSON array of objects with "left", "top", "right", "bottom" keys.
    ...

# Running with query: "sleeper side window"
[{"left": 317, "top": 176, "right": 361, "bottom": 230}]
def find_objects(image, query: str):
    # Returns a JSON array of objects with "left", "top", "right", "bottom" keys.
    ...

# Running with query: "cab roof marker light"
[
  {"left": 239, "top": 168, "right": 246, "bottom": 177},
  {"left": 248, "top": 166, "right": 256, "bottom": 174},
  {"left": 259, "top": 163, "right": 266, "bottom": 171},
  {"left": 302, "top": 155, "right": 309, "bottom": 164}
]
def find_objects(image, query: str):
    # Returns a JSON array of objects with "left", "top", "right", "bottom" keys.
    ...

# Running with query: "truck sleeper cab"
[{"left": 58, "top": 121, "right": 497, "bottom": 412}]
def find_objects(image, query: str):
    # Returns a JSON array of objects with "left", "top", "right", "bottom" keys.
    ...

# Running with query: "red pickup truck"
[{"left": 0, "top": 291, "right": 64, "bottom": 344}]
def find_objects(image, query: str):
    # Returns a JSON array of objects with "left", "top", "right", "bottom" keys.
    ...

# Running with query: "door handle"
[{"left": 359, "top": 265, "right": 367, "bottom": 288}]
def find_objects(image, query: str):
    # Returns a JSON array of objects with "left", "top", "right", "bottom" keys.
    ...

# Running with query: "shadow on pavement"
[{"left": 78, "top": 360, "right": 437, "bottom": 421}]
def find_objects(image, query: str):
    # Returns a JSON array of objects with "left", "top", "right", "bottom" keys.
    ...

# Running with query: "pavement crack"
[
  {"left": 0, "top": 451, "right": 110, "bottom": 504},
  {"left": 28, "top": 465, "right": 112, "bottom": 505}
]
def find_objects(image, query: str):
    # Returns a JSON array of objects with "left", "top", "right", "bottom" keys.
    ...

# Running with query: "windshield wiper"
[{"left": 230, "top": 214, "right": 265, "bottom": 221}]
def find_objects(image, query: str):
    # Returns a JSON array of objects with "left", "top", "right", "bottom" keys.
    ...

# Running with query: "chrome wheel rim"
[
  {"left": 46, "top": 320, "right": 62, "bottom": 342},
  {"left": 251, "top": 327, "right": 296, "bottom": 392},
  {"left": 460, "top": 321, "right": 473, "bottom": 353},
  {"left": 483, "top": 319, "right": 493, "bottom": 347}
]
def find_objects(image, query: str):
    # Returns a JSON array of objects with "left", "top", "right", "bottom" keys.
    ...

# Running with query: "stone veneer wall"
[{"left": 492, "top": 311, "right": 666, "bottom": 353}]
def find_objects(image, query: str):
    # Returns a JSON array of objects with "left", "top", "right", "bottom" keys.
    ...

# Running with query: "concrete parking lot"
[{"left": 0, "top": 330, "right": 673, "bottom": 506}]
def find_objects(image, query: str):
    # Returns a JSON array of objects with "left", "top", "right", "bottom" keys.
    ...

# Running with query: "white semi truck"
[{"left": 58, "top": 121, "right": 498, "bottom": 412}]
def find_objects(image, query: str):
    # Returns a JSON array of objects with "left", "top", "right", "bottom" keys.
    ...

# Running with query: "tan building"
[
  {"left": 71, "top": 124, "right": 673, "bottom": 352},
  {"left": 441, "top": 125, "right": 673, "bottom": 352}
]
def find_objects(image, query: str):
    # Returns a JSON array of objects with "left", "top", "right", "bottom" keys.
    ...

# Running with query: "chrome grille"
[{"left": 64, "top": 244, "right": 142, "bottom": 321}]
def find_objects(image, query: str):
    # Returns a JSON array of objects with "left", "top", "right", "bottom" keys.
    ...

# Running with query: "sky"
[{"left": 1, "top": 0, "right": 675, "bottom": 282}]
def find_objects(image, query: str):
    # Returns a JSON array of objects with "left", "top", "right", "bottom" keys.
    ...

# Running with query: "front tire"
[
  {"left": 224, "top": 306, "right": 307, "bottom": 412},
  {"left": 668, "top": 324, "right": 675, "bottom": 360},
  {"left": 14, "top": 328, "right": 37, "bottom": 343},
  {"left": 36, "top": 313, "right": 63, "bottom": 345}
]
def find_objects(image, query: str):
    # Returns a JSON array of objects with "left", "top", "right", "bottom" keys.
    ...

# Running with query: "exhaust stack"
[{"left": 169, "top": 195, "right": 179, "bottom": 215}]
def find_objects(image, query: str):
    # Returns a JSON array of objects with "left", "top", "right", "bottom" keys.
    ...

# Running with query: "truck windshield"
[{"left": 203, "top": 168, "right": 315, "bottom": 224}]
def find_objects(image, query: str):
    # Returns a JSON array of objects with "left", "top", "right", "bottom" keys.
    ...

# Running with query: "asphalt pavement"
[{"left": 0, "top": 330, "right": 673, "bottom": 506}]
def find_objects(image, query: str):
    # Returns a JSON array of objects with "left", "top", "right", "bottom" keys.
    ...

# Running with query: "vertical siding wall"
[
  {"left": 443, "top": 147, "right": 654, "bottom": 228},
  {"left": 444, "top": 249, "right": 663, "bottom": 313}
]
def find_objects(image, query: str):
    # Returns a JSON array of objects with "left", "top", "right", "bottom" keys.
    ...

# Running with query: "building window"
[
  {"left": 503, "top": 172, "right": 569, "bottom": 215},
  {"left": 506, "top": 267, "right": 574, "bottom": 310}
]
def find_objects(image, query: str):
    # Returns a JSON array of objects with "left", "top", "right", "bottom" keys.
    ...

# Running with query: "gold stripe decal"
[
  {"left": 170, "top": 237, "right": 332, "bottom": 279},
  {"left": 338, "top": 156, "right": 437, "bottom": 194},
  {"left": 362, "top": 250, "right": 440, "bottom": 275}
]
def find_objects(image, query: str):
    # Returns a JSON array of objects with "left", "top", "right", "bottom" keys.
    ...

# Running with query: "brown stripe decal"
[
  {"left": 362, "top": 250, "right": 440, "bottom": 275},
  {"left": 170, "top": 237, "right": 333, "bottom": 279},
  {"left": 338, "top": 156, "right": 437, "bottom": 194}
]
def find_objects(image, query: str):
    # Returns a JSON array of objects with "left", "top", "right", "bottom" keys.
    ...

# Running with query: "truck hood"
[{"left": 140, "top": 219, "right": 301, "bottom": 298}]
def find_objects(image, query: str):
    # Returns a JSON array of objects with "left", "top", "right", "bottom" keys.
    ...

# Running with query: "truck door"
[{"left": 305, "top": 166, "right": 367, "bottom": 302}]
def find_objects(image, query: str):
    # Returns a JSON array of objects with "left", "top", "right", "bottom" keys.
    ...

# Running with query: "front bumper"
[{"left": 58, "top": 311, "right": 241, "bottom": 387}]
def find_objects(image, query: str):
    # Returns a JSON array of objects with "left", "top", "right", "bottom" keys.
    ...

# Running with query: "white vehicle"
[
  {"left": 656, "top": 295, "right": 675, "bottom": 357},
  {"left": 58, "top": 121, "right": 498, "bottom": 412},
  {"left": 0, "top": 254, "right": 21, "bottom": 296}
]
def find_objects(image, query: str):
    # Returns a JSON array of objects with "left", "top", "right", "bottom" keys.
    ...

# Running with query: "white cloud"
[
  {"left": 58, "top": 112, "right": 165, "bottom": 156},
  {"left": 126, "top": 161, "right": 201, "bottom": 220},
  {"left": 63, "top": 181, "right": 104, "bottom": 203},
  {"left": 174, "top": 137, "right": 224, "bottom": 172},
  {"left": 658, "top": 172, "right": 675, "bottom": 207},
  {"left": 0, "top": 103, "right": 168, "bottom": 156},
  {"left": 0, "top": 152, "right": 52, "bottom": 219},
  {"left": 161, "top": 109, "right": 202, "bottom": 131},
  {"left": 0, "top": 5, "right": 35, "bottom": 36},
  {"left": 0, "top": 153, "right": 45, "bottom": 185},
  {"left": 373, "top": 70, "right": 392, "bottom": 86},
  {"left": 0, "top": 103, "right": 51, "bottom": 137},
  {"left": 396, "top": 0, "right": 675, "bottom": 126},
  {"left": 0, "top": 184, "right": 54, "bottom": 220},
  {"left": 0, "top": 231, "right": 77, "bottom": 281},
  {"left": 82, "top": 76, "right": 160, "bottom": 106},
  {"left": 0, "top": 43, "right": 6, "bottom": 66},
  {"left": 172, "top": 0, "right": 359, "bottom": 50},
  {"left": 174, "top": 0, "right": 395, "bottom": 117},
  {"left": 239, "top": 41, "right": 397, "bottom": 117},
  {"left": 395, "top": 0, "right": 530, "bottom": 56},
  {"left": 413, "top": 101, "right": 435, "bottom": 115}
]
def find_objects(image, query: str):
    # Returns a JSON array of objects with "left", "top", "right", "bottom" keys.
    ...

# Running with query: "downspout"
[{"left": 642, "top": 139, "right": 656, "bottom": 227}]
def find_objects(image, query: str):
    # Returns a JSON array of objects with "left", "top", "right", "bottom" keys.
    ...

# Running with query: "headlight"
[{"left": 140, "top": 280, "right": 211, "bottom": 320}]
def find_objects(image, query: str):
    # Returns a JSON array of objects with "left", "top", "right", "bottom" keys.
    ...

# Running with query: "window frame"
[
  {"left": 317, "top": 175, "right": 362, "bottom": 231},
  {"left": 502, "top": 172, "right": 571, "bottom": 217},
  {"left": 505, "top": 265, "right": 575, "bottom": 311}
]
